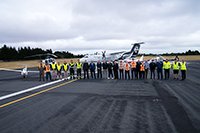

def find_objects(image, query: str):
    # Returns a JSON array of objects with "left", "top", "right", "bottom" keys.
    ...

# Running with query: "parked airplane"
[
  {"left": 80, "top": 42, "right": 144, "bottom": 62},
  {"left": 0, "top": 64, "right": 38, "bottom": 79}
]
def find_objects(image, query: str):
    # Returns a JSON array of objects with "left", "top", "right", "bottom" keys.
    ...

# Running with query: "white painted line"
[{"left": 0, "top": 79, "right": 65, "bottom": 101}]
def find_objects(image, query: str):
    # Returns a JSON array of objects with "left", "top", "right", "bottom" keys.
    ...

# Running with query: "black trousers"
[
  {"left": 131, "top": 68, "right": 136, "bottom": 79},
  {"left": 119, "top": 69, "right": 123, "bottom": 79},
  {"left": 136, "top": 70, "right": 140, "bottom": 79},
  {"left": 140, "top": 71, "right": 144, "bottom": 79},
  {"left": 125, "top": 70, "right": 130, "bottom": 79},
  {"left": 164, "top": 69, "right": 170, "bottom": 79},
  {"left": 70, "top": 68, "right": 75, "bottom": 79},
  {"left": 150, "top": 69, "right": 155, "bottom": 79},
  {"left": 97, "top": 69, "right": 102, "bottom": 78},
  {"left": 108, "top": 69, "right": 113, "bottom": 78},
  {"left": 181, "top": 70, "right": 186, "bottom": 80},
  {"left": 84, "top": 70, "right": 89, "bottom": 79},
  {"left": 114, "top": 70, "right": 118, "bottom": 79},
  {"left": 157, "top": 69, "right": 163, "bottom": 79},
  {"left": 90, "top": 70, "right": 96, "bottom": 79},
  {"left": 77, "top": 69, "right": 81, "bottom": 79}
]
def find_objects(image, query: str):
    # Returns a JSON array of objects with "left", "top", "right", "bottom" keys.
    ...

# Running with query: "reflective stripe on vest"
[
  {"left": 63, "top": 64, "right": 68, "bottom": 71},
  {"left": 173, "top": 62, "right": 179, "bottom": 70},
  {"left": 77, "top": 62, "right": 82, "bottom": 69},
  {"left": 163, "top": 62, "right": 171, "bottom": 69},
  {"left": 119, "top": 63, "right": 124, "bottom": 69},
  {"left": 131, "top": 62, "right": 136, "bottom": 68},
  {"left": 51, "top": 63, "right": 56, "bottom": 69},
  {"left": 181, "top": 62, "right": 187, "bottom": 70},
  {"left": 70, "top": 63, "right": 75, "bottom": 69},
  {"left": 46, "top": 66, "right": 50, "bottom": 72},
  {"left": 57, "top": 64, "right": 61, "bottom": 70},
  {"left": 140, "top": 65, "right": 145, "bottom": 71},
  {"left": 125, "top": 64, "right": 130, "bottom": 71}
]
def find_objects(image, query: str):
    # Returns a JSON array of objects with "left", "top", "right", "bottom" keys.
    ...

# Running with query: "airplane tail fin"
[
  {"left": 140, "top": 55, "right": 144, "bottom": 61},
  {"left": 130, "top": 42, "right": 144, "bottom": 57}
]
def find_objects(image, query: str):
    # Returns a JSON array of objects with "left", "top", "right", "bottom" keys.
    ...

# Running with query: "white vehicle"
[{"left": 80, "top": 42, "right": 144, "bottom": 62}]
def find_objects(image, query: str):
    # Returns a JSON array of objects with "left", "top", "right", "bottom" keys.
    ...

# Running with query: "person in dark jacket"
[
  {"left": 90, "top": 60, "right": 96, "bottom": 79},
  {"left": 156, "top": 59, "right": 163, "bottom": 80},
  {"left": 97, "top": 60, "right": 102, "bottom": 79},
  {"left": 136, "top": 60, "right": 141, "bottom": 79},
  {"left": 113, "top": 61, "right": 119, "bottom": 79},
  {"left": 150, "top": 60, "right": 156, "bottom": 79},
  {"left": 107, "top": 60, "right": 113, "bottom": 79},
  {"left": 102, "top": 59, "right": 108, "bottom": 79},
  {"left": 83, "top": 60, "right": 89, "bottom": 79}
]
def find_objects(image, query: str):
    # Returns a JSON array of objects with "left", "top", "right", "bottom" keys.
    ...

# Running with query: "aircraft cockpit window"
[{"left": 85, "top": 56, "right": 88, "bottom": 58}]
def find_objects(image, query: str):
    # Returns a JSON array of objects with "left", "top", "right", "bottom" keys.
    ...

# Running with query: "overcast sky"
[{"left": 0, "top": 0, "right": 200, "bottom": 55}]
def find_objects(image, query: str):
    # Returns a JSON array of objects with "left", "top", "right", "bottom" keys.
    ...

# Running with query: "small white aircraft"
[
  {"left": 80, "top": 42, "right": 144, "bottom": 62},
  {"left": 0, "top": 64, "right": 38, "bottom": 79}
]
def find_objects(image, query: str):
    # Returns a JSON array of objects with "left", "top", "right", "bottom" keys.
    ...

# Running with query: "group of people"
[{"left": 38, "top": 58, "right": 187, "bottom": 81}]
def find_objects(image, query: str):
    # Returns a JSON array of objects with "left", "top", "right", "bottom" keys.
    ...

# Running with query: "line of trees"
[{"left": 0, "top": 45, "right": 84, "bottom": 61}]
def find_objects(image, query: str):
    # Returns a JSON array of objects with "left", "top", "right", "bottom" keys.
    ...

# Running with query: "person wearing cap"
[
  {"left": 131, "top": 59, "right": 136, "bottom": 79},
  {"left": 144, "top": 60, "right": 149, "bottom": 79},
  {"left": 76, "top": 59, "right": 82, "bottom": 79},
  {"left": 45, "top": 63, "right": 51, "bottom": 81},
  {"left": 38, "top": 62, "right": 45, "bottom": 81},
  {"left": 163, "top": 59, "right": 171, "bottom": 80},
  {"left": 180, "top": 58, "right": 187, "bottom": 80},
  {"left": 69, "top": 60, "right": 75, "bottom": 79},
  {"left": 56, "top": 61, "right": 62, "bottom": 79},
  {"left": 173, "top": 59, "right": 180, "bottom": 80},
  {"left": 119, "top": 60, "right": 124, "bottom": 79},
  {"left": 50, "top": 60, "right": 56, "bottom": 80},
  {"left": 150, "top": 59, "right": 156, "bottom": 79},
  {"left": 63, "top": 61, "right": 69, "bottom": 80},
  {"left": 156, "top": 59, "right": 163, "bottom": 80}
]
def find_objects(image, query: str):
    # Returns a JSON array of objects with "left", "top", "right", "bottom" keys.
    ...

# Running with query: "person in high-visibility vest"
[
  {"left": 118, "top": 60, "right": 124, "bottom": 79},
  {"left": 45, "top": 63, "right": 51, "bottom": 81},
  {"left": 173, "top": 59, "right": 180, "bottom": 80},
  {"left": 180, "top": 58, "right": 187, "bottom": 80},
  {"left": 140, "top": 61, "right": 145, "bottom": 79},
  {"left": 163, "top": 59, "right": 171, "bottom": 80},
  {"left": 63, "top": 61, "right": 68, "bottom": 80},
  {"left": 76, "top": 59, "right": 82, "bottom": 79},
  {"left": 38, "top": 62, "right": 45, "bottom": 81},
  {"left": 131, "top": 59, "right": 136, "bottom": 79},
  {"left": 50, "top": 60, "right": 56, "bottom": 80},
  {"left": 56, "top": 61, "right": 62, "bottom": 79},
  {"left": 69, "top": 60, "right": 75, "bottom": 79},
  {"left": 125, "top": 61, "right": 130, "bottom": 79}
]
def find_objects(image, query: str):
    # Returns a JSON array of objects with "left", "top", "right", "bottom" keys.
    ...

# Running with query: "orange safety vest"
[
  {"left": 46, "top": 65, "right": 51, "bottom": 72},
  {"left": 39, "top": 66, "right": 45, "bottom": 73},
  {"left": 119, "top": 63, "right": 124, "bottom": 69},
  {"left": 131, "top": 62, "right": 136, "bottom": 68},
  {"left": 125, "top": 64, "right": 130, "bottom": 71},
  {"left": 140, "top": 65, "right": 145, "bottom": 71}
]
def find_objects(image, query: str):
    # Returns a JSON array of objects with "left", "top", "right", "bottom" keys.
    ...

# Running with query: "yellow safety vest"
[
  {"left": 131, "top": 62, "right": 136, "bottom": 68},
  {"left": 57, "top": 64, "right": 61, "bottom": 70},
  {"left": 51, "top": 63, "right": 56, "bottom": 69},
  {"left": 63, "top": 64, "right": 68, "bottom": 71},
  {"left": 173, "top": 62, "right": 179, "bottom": 70},
  {"left": 76, "top": 62, "right": 82, "bottom": 69},
  {"left": 181, "top": 62, "right": 187, "bottom": 70},
  {"left": 125, "top": 64, "right": 130, "bottom": 71},
  {"left": 119, "top": 63, "right": 124, "bottom": 69},
  {"left": 163, "top": 62, "right": 171, "bottom": 69},
  {"left": 70, "top": 63, "right": 75, "bottom": 70}
]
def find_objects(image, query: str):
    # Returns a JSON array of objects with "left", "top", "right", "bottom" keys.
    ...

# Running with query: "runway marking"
[{"left": 0, "top": 79, "right": 77, "bottom": 108}]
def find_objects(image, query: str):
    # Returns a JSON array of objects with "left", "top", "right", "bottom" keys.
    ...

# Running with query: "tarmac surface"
[{"left": 0, "top": 61, "right": 200, "bottom": 133}]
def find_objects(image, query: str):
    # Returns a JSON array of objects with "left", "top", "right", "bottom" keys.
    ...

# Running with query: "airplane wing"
[
  {"left": 109, "top": 51, "right": 125, "bottom": 55},
  {"left": 28, "top": 70, "right": 39, "bottom": 73},
  {"left": 0, "top": 68, "right": 21, "bottom": 72}
]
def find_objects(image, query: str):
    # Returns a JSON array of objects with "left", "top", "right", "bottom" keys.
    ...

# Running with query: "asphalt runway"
[{"left": 0, "top": 61, "right": 200, "bottom": 133}]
